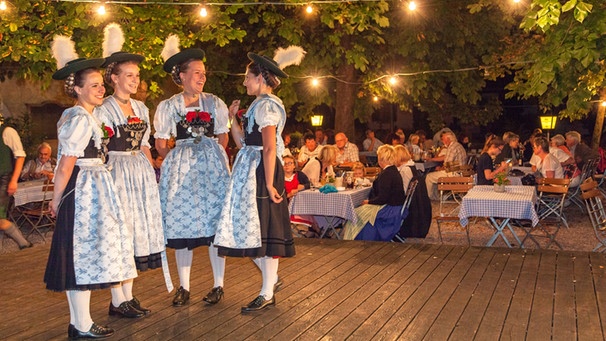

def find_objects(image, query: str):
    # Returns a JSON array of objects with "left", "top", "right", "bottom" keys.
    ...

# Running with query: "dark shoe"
[
  {"left": 130, "top": 296, "right": 150, "bottom": 315},
  {"left": 241, "top": 295, "right": 275, "bottom": 313},
  {"left": 68, "top": 323, "right": 114, "bottom": 339},
  {"left": 172, "top": 286, "right": 190, "bottom": 306},
  {"left": 274, "top": 278, "right": 283, "bottom": 293},
  {"left": 108, "top": 301, "right": 145, "bottom": 318},
  {"left": 203, "top": 286, "right": 224, "bottom": 304},
  {"left": 19, "top": 242, "right": 33, "bottom": 250}
]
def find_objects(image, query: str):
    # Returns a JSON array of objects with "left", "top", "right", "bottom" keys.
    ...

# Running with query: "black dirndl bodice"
[{"left": 106, "top": 122, "right": 147, "bottom": 151}]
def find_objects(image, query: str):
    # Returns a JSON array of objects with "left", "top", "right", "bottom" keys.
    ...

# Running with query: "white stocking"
[
  {"left": 175, "top": 248, "right": 193, "bottom": 291},
  {"left": 208, "top": 243, "right": 225, "bottom": 288},
  {"left": 122, "top": 278, "right": 134, "bottom": 301},
  {"left": 110, "top": 284, "right": 126, "bottom": 307},
  {"left": 66, "top": 290, "right": 93, "bottom": 332},
  {"left": 259, "top": 257, "right": 279, "bottom": 300}
]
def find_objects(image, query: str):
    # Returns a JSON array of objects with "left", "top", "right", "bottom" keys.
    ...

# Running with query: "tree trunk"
[
  {"left": 334, "top": 63, "right": 356, "bottom": 139},
  {"left": 591, "top": 88, "right": 606, "bottom": 150}
]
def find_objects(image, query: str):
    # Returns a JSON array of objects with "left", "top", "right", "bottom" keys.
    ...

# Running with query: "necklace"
[{"left": 113, "top": 95, "right": 130, "bottom": 105}]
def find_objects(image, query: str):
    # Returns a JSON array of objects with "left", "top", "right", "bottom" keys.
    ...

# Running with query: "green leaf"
[{"left": 561, "top": 0, "right": 577, "bottom": 13}]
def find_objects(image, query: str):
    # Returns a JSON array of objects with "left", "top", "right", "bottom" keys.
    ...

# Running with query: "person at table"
[
  {"left": 297, "top": 132, "right": 322, "bottom": 168},
  {"left": 334, "top": 132, "right": 359, "bottom": 166},
  {"left": 495, "top": 132, "right": 522, "bottom": 165},
  {"left": 394, "top": 144, "right": 432, "bottom": 239},
  {"left": 549, "top": 134, "right": 581, "bottom": 186},
  {"left": 0, "top": 113, "right": 30, "bottom": 250},
  {"left": 45, "top": 40, "right": 136, "bottom": 339},
  {"left": 395, "top": 128, "right": 406, "bottom": 145},
  {"left": 533, "top": 137, "right": 564, "bottom": 179},
  {"left": 315, "top": 128, "right": 328, "bottom": 146},
  {"left": 215, "top": 47, "right": 302, "bottom": 312},
  {"left": 386, "top": 133, "right": 402, "bottom": 146},
  {"left": 282, "top": 132, "right": 292, "bottom": 157},
  {"left": 363, "top": 129, "right": 383, "bottom": 153},
  {"left": 424, "top": 130, "right": 468, "bottom": 200},
  {"left": 477, "top": 138, "right": 510, "bottom": 185},
  {"left": 302, "top": 144, "right": 337, "bottom": 187},
  {"left": 522, "top": 128, "right": 543, "bottom": 163},
  {"left": 565, "top": 130, "right": 599, "bottom": 170},
  {"left": 98, "top": 30, "right": 166, "bottom": 318},
  {"left": 154, "top": 36, "right": 230, "bottom": 307},
  {"left": 352, "top": 161, "right": 372, "bottom": 187},
  {"left": 284, "top": 155, "right": 310, "bottom": 200},
  {"left": 343, "top": 145, "right": 405, "bottom": 241},
  {"left": 151, "top": 148, "right": 163, "bottom": 183},
  {"left": 405, "top": 134, "right": 422, "bottom": 161},
  {"left": 20, "top": 142, "right": 55, "bottom": 182}
]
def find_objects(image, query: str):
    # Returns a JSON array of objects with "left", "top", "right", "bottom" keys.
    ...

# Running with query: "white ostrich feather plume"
[
  {"left": 51, "top": 35, "right": 78, "bottom": 69},
  {"left": 161, "top": 35, "right": 180, "bottom": 62},
  {"left": 274, "top": 46, "right": 306, "bottom": 69},
  {"left": 102, "top": 23, "right": 125, "bottom": 58}
]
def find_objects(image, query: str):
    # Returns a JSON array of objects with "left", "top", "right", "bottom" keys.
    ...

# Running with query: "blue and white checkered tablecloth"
[
  {"left": 13, "top": 179, "right": 52, "bottom": 207},
  {"left": 459, "top": 185, "right": 539, "bottom": 227},
  {"left": 289, "top": 187, "right": 371, "bottom": 224}
]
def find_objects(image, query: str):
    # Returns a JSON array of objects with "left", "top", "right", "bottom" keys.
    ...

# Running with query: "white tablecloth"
[
  {"left": 415, "top": 161, "right": 441, "bottom": 172},
  {"left": 13, "top": 180, "right": 52, "bottom": 206},
  {"left": 459, "top": 185, "right": 539, "bottom": 227}
]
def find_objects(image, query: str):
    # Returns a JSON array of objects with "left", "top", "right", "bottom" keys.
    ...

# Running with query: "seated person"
[
  {"left": 302, "top": 145, "right": 337, "bottom": 187},
  {"left": 151, "top": 148, "right": 163, "bottom": 183},
  {"left": 363, "top": 129, "right": 383, "bottom": 153},
  {"left": 284, "top": 155, "right": 310, "bottom": 200},
  {"left": 477, "top": 138, "right": 510, "bottom": 185},
  {"left": 533, "top": 137, "right": 564, "bottom": 179},
  {"left": 495, "top": 132, "right": 522, "bottom": 165},
  {"left": 425, "top": 131, "right": 467, "bottom": 200},
  {"left": 20, "top": 142, "right": 55, "bottom": 181},
  {"left": 297, "top": 132, "right": 323, "bottom": 168},
  {"left": 351, "top": 162, "right": 371, "bottom": 187},
  {"left": 394, "top": 145, "right": 415, "bottom": 190},
  {"left": 334, "top": 132, "right": 359, "bottom": 167},
  {"left": 343, "top": 145, "right": 405, "bottom": 241}
]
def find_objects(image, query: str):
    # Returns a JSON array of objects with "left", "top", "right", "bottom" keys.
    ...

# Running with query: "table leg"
[
  {"left": 486, "top": 217, "right": 513, "bottom": 248},
  {"left": 317, "top": 216, "right": 343, "bottom": 240}
]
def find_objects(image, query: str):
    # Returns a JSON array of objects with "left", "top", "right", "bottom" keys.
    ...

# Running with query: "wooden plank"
[
  {"left": 574, "top": 253, "right": 604, "bottom": 341},
  {"left": 422, "top": 247, "right": 495, "bottom": 340},
  {"left": 394, "top": 247, "right": 483, "bottom": 340},
  {"left": 499, "top": 249, "right": 541, "bottom": 340},
  {"left": 552, "top": 252, "right": 578, "bottom": 341},
  {"left": 525, "top": 252, "right": 556, "bottom": 340},
  {"left": 347, "top": 244, "right": 456, "bottom": 339},
  {"left": 589, "top": 252, "right": 606, "bottom": 339},
  {"left": 448, "top": 249, "right": 510, "bottom": 340}
]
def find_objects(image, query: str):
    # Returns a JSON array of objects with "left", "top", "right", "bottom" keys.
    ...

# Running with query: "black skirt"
[
  {"left": 135, "top": 252, "right": 163, "bottom": 271},
  {"left": 44, "top": 167, "right": 117, "bottom": 292},
  {"left": 219, "top": 155, "right": 295, "bottom": 258},
  {"left": 166, "top": 236, "right": 215, "bottom": 250}
]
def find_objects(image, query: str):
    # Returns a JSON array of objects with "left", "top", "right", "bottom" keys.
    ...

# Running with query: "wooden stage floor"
[{"left": 1, "top": 238, "right": 606, "bottom": 340}]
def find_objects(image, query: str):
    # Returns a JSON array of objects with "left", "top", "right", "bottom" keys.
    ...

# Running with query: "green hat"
[
  {"left": 247, "top": 52, "right": 288, "bottom": 78},
  {"left": 163, "top": 48, "right": 205, "bottom": 73},
  {"left": 52, "top": 58, "right": 105, "bottom": 80},
  {"left": 102, "top": 51, "right": 144, "bottom": 68}
]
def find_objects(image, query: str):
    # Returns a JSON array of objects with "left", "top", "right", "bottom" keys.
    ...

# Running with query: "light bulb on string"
[
  {"left": 311, "top": 78, "right": 319, "bottom": 87},
  {"left": 305, "top": 4, "right": 313, "bottom": 14},
  {"left": 97, "top": 3, "right": 106, "bottom": 15},
  {"left": 513, "top": 0, "right": 521, "bottom": 3},
  {"left": 408, "top": 1, "right": 417, "bottom": 11},
  {"left": 373, "top": 96, "right": 379, "bottom": 102},
  {"left": 389, "top": 76, "right": 397, "bottom": 85},
  {"left": 601, "top": 101, "right": 606, "bottom": 107},
  {"left": 0, "top": 1, "right": 7, "bottom": 11},
  {"left": 199, "top": 5, "right": 208, "bottom": 17}
]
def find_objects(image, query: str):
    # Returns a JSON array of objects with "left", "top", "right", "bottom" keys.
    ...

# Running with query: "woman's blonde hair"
[
  {"left": 319, "top": 145, "right": 337, "bottom": 165},
  {"left": 393, "top": 145, "right": 411, "bottom": 166},
  {"left": 377, "top": 145, "right": 396, "bottom": 166}
]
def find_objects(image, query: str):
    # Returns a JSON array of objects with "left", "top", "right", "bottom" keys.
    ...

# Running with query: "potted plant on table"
[{"left": 494, "top": 171, "right": 510, "bottom": 192}]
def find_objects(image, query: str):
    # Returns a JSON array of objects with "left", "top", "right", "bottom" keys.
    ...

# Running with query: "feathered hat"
[
  {"left": 161, "top": 34, "right": 205, "bottom": 73},
  {"left": 51, "top": 35, "right": 104, "bottom": 80},
  {"left": 101, "top": 23, "right": 144, "bottom": 67},
  {"left": 247, "top": 46, "right": 306, "bottom": 79}
]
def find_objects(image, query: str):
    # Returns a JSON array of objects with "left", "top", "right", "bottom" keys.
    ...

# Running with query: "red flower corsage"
[
  {"left": 127, "top": 116, "right": 142, "bottom": 124},
  {"left": 101, "top": 123, "right": 114, "bottom": 139},
  {"left": 185, "top": 111, "right": 198, "bottom": 122},
  {"left": 198, "top": 111, "right": 211, "bottom": 122},
  {"left": 237, "top": 109, "right": 247, "bottom": 119}
]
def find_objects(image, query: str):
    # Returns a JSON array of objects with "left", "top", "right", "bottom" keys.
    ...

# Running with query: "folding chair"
[
  {"left": 580, "top": 178, "right": 606, "bottom": 252},
  {"left": 22, "top": 183, "right": 55, "bottom": 242},
  {"left": 456, "top": 164, "right": 476, "bottom": 177},
  {"left": 593, "top": 166, "right": 606, "bottom": 196},
  {"left": 437, "top": 176, "right": 474, "bottom": 216},
  {"left": 392, "top": 179, "right": 418, "bottom": 243},
  {"left": 568, "top": 159, "right": 596, "bottom": 210},
  {"left": 520, "top": 178, "right": 569, "bottom": 249},
  {"left": 364, "top": 166, "right": 381, "bottom": 178}
]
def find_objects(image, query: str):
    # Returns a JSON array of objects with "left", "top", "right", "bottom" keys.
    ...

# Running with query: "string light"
[
  {"left": 373, "top": 96, "right": 379, "bottom": 102},
  {"left": 389, "top": 76, "right": 398, "bottom": 85},
  {"left": 305, "top": 4, "right": 314, "bottom": 14},
  {"left": 0, "top": 1, "right": 7, "bottom": 11},
  {"left": 601, "top": 101, "right": 606, "bottom": 107},
  {"left": 408, "top": 1, "right": 417, "bottom": 11},
  {"left": 97, "top": 2, "right": 106, "bottom": 15},
  {"left": 311, "top": 77, "right": 319, "bottom": 87},
  {"left": 199, "top": 5, "right": 208, "bottom": 17}
]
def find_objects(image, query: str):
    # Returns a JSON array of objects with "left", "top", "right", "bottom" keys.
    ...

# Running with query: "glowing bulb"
[
  {"left": 97, "top": 4, "right": 106, "bottom": 15},
  {"left": 408, "top": 1, "right": 417, "bottom": 11},
  {"left": 311, "top": 78, "right": 319, "bottom": 87},
  {"left": 306, "top": 5, "right": 313, "bottom": 14},
  {"left": 601, "top": 101, "right": 606, "bottom": 107},
  {"left": 0, "top": 1, "right": 7, "bottom": 11},
  {"left": 199, "top": 6, "right": 208, "bottom": 17},
  {"left": 389, "top": 76, "right": 397, "bottom": 85},
  {"left": 373, "top": 96, "right": 379, "bottom": 102},
  {"left": 513, "top": 0, "right": 521, "bottom": 3}
]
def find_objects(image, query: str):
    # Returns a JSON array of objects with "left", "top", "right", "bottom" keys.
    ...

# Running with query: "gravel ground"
[{"left": 1, "top": 200, "right": 601, "bottom": 255}]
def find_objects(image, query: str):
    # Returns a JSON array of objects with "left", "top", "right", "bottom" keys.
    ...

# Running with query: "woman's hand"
[
  {"left": 362, "top": 199, "right": 369, "bottom": 205},
  {"left": 50, "top": 200, "right": 57, "bottom": 218},
  {"left": 229, "top": 100, "right": 241, "bottom": 120},
  {"left": 267, "top": 185, "right": 284, "bottom": 204}
]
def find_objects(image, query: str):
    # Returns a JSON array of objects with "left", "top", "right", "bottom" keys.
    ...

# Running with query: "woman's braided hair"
[
  {"left": 170, "top": 58, "right": 199, "bottom": 86},
  {"left": 63, "top": 68, "right": 99, "bottom": 99},
  {"left": 248, "top": 62, "right": 281, "bottom": 89}
]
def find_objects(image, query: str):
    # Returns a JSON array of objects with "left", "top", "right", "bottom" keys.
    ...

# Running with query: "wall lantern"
[{"left": 311, "top": 114, "right": 323, "bottom": 127}]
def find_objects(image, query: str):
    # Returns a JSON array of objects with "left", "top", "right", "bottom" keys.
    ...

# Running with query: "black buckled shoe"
[
  {"left": 241, "top": 295, "right": 275, "bottom": 313},
  {"left": 274, "top": 278, "right": 283, "bottom": 293},
  {"left": 108, "top": 301, "right": 145, "bottom": 318},
  {"left": 172, "top": 286, "right": 190, "bottom": 306},
  {"left": 203, "top": 286, "right": 224, "bottom": 304},
  {"left": 68, "top": 323, "right": 114, "bottom": 339},
  {"left": 130, "top": 296, "right": 150, "bottom": 315}
]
